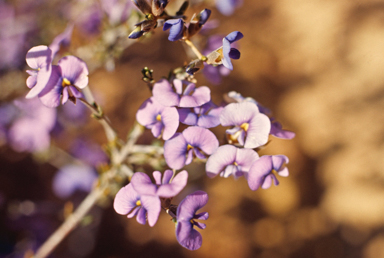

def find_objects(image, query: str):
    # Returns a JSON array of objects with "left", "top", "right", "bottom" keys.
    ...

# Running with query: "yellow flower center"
[
  {"left": 187, "top": 144, "right": 194, "bottom": 151},
  {"left": 136, "top": 200, "right": 141, "bottom": 206},
  {"left": 240, "top": 122, "right": 249, "bottom": 132},
  {"left": 233, "top": 161, "right": 238, "bottom": 166},
  {"left": 62, "top": 78, "right": 71, "bottom": 87},
  {"left": 156, "top": 114, "right": 162, "bottom": 121}
]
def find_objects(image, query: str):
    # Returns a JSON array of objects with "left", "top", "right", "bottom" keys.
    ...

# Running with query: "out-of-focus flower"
[
  {"left": 52, "top": 164, "right": 97, "bottom": 199},
  {"left": 152, "top": 79, "right": 210, "bottom": 108},
  {"left": 215, "top": 0, "right": 243, "bottom": 16},
  {"left": 206, "top": 31, "right": 243, "bottom": 70},
  {"left": 113, "top": 183, "right": 161, "bottom": 226},
  {"left": 70, "top": 139, "right": 109, "bottom": 167},
  {"left": 178, "top": 101, "right": 223, "bottom": 128},
  {"left": 49, "top": 24, "right": 74, "bottom": 58},
  {"left": 7, "top": 98, "right": 56, "bottom": 152},
  {"left": 226, "top": 91, "right": 271, "bottom": 115},
  {"left": 37, "top": 56, "right": 88, "bottom": 107},
  {"left": 100, "top": 0, "right": 133, "bottom": 26},
  {"left": 164, "top": 126, "right": 219, "bottom": 169},
  {"left": 136, "top": 97, "right": 179, "bottom": 140},
  {"left": 220, "top": 102, "right": 270, "bottom": 148},
  {"left": 205, "top": 144, "right": 259, "bottom": 179},
  {"left": 247, "top": 155, "right": 289, "bottom": 191},
  {"left": 176, "top": 191, "right": 208, "bottom": 250},
  {"left": 130, "top": 170, "right": 188, "bottom": 198}
]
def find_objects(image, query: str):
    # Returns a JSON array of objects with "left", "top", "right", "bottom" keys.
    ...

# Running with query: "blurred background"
[{"left": 1, "top": 0, "right": 384, "bottom": 257}]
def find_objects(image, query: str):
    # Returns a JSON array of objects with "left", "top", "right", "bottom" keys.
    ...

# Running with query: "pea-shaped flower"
[
  {"left": 247, "top": 155, "right": 289, "bottom": 191},
  {"left": 136, "top": 97, "right": 179, "bottom": 140},
  {"left": 163, "top": 19, "right": 185, "bottom": 41},
  {"left": 220, "top": 102, "right": 271, "bottom": 148},
  {"left": 176, "top": 191, "right": 209, "bottom": 250},
  {"left": 113, "top": 183, "right": 161, "bottom": 227}
]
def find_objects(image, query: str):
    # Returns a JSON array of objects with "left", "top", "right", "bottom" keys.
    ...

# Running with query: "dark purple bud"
[
  {"left": 163, "top": 19, "right": 184, "bottom": 41},
  {"left": 129, "top": 27, "right": 145, "bottom": 39},
  {"left": 198, "top": 9, "right": 211, "bottom": 25}
]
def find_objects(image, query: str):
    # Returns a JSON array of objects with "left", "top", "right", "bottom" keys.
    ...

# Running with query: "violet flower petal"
[
  {"left": 152, "top": 79, "right": 180, "bottom": 107},
  {"left": 131, "top": 172, "right": 158, "bottom": 196},
  {"left": 157, "top": 170, "right": 188, "bottom": 198},
  {"left": 58, "top": 55, "right": 89, "bottom": 88},
  {"left": 164, "top": 133, "right": 188, "bottom": 170},
  {"left": 113, "top": 184, "right": 139, "bottom": 215},
  {"left": 182, "top": 126, "right": 219, "bottom": 155}
]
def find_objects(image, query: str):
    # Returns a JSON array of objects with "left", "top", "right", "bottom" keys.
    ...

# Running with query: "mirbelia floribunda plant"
[{"left": 18, "top": 0, "right": 295, "bottom": 256}]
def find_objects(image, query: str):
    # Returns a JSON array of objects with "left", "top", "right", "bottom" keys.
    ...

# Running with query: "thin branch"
[{"left": 184, "top": 39, "right": 204, "bottom": 60}]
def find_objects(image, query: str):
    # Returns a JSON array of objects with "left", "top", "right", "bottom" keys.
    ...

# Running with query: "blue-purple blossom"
[
  {"left": 136, "top": 97, "right": 179, "bottom": 140},
  {"left": 113, "top": 183, "right": 161, "bottom": 227},
  {"left": 198, "top": 9, "right": 211, "bottom": 25},
  {"left": 205, "top": 144, "right": 259, "bottom": 179},
  {"left": 176, "top": 191, "right": 209, "bottom": 250},
  {"left": 25, "top": 45, "right": 53, "bottom": 98},
  {"left": 52, "top": 164, "right": 97, "bottom": 199},
  {"left": 130, "top": 170, "right": 188, "bottom": 198},
  {"left": 164, "top": 126, "right": 219, "bottom": 170},
  {"left": 215, "top": 0, "right": 243, "bottom": 16},
  {"left": 222, "top": 31, "right": 243, "bottom": 70},
  {"left": 70, "top": 139, "right": 109, "bottom": 167},
  {"left": 37, "top": 55, "right": 89, "bottom": 107},
  {"left": 100, "top": 0, "right": 133, "bottom": 26},
  {"left": 178, "top": 101, "right": 223, "bottom": 128},
  {"left": 247, "top": 155, "right": 289, "bottom": 191},
  {"left": 163, "top": 19, "right": 184, "bottom": 41},
  {"left": 152, "top": 79, "right": 211, "bottom": 108},
  {"left": 206, "top": 31, "right": 243, "bottom": 70},
  {"left": 220, "top": 102, "right": 271, "bottom": 148}
]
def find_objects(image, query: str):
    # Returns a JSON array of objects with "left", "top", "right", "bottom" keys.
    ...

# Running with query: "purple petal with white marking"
[
  {"left": 244, "top": 113, "right": 271, "bottom": 148},
  {"left": 206, "top": 145, "right": 237, "bottom": 178},
  {"left": 113, "top": 184, "right": 139, "bottom": 215},
  {"left": 182, "top": 126, "right": 219, "bottom": 155}
]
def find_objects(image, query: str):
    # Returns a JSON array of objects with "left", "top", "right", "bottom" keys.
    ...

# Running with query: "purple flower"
[
  {"left": 52, "top": 164, "right": 97, "bottom": 199},
  {"left": 38, "top": 56, "right": 89, "bottom": 107},
  {"left": 131, "top": 170, "right": 188, "bottom": 198},
  {"left": 49, "top": 23, "right": 74, "bottom": 58},
  {"left": 176, "top": 191, "right": 208, "bottom": 251},
  {"left": 25, "top": 45, "right": 52, "bottom": 98},
  {"left": 222, "top": 31, "right": 243, "bottom": 70},
  {"left": 206, "top": 144, "right": 259, "bottom": 179},
  {"left": 113, "top": 183, "right": 161, "bottom": 227},
  {"left": 215, "top": 0, "right": 243, "bottom": 16},
  {"left": 206, "top": 31, "right": 243, "bottom": 70},
  {"left": 163, "top": 19, "right": 184, "bottom": 41},
  {"left": 220, "top": 102, "right": 271, "bottom": 148},
  {"left": 100, "top": 0, "right": 133, "bottom": 25},
  {"left": 247, "top": 155, "right": 289, "bottom": 191},
  {"left": 152, "top": 79, "right": 211, "bottom": 108},
  {"left": 270, "top": 119, "right": 295, "bottom": 140},
  {"left": 70, "top": 139, "right": 109, "bottom": 167},
  {"left": 7, "top": 98, "right": 56, "bottom": 152},
  {"left": 178, "top": 101, "right": 223, "bottom": 128},
  {"left": 136, "top": 97, "right": 179, "bottom": 140},
  {"left": 164, "top": 126, "right": 219, "bottom": 169}
]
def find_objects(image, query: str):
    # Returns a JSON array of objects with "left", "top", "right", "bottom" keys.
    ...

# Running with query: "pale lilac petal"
[
  {"left": 182, "top": 82, "right": 196, "bottom": 95},
  {"left": 49, "top": 23, "right": 74, "bottom": 58},
  {"left": 179, "top": 86, "right": 211, "bottom": 108},
  {"left": 244, "top": 113, "right": 271, "bottom": 148},
  {"left": 185, "top": 148, "right": 194, "bottom": 165},
  {"left": 136, "top": 97, "right": 164, "bottom": 127},
  {"left": 161, "top": 107, "right": 179, "bottom": 140},
  {"left": 136, "top": 206, "right": 147, "bottom": 225},
  {"left": 113, "top": 184, "right": 139, "bottom": 215},
  {"left": 161, "top": 169, "right": 174, "bottom": 184},
  {"left": 270, "top": 120, "right": 295, "bottom": 139},
  {"left": 25, "top": 67, "right": 52, "bottom": 99},
  {"left": 164, "top": 133, "right": 188, "bottom": 169},
  {"left": 26, "top": 70, "right": 37, "bottom": 88},
  {"left": 261, "top": 175, "right": 273, "bottom": 189},
  {"left": 235, "top": 148, "right": 259, "bottom": 173},
  {"left": 152, "top": 79, "right": 180, "bottom": 107},
  {"left": 58, "top": 56, "right": 89, "bottom": 88},
  {"left": 182, "top": 126, "right": 219, "bottom": 155},
  {"left": 127, "top": 206, "right": 140, "bottom": 218},
  {"left": 61, "top": 88, "right": 69, "bottom": 104},
  {"left": 176, "top": 221, "right": 202, "bottom": 250},
  {"left": 222, "top": 165, "right": 237, "bottom": 178},
  {"left": 193, "top": 148, "right": 206, "bottom": 160},
  {"left": 26, "top": 45, "right": 52, "bottom": 70},
  {"left": 247, "top": 155, "right": 273, "bottom": 191},
  {"left": 141, "top": 195, "right": 161, "bottom": 227},
  {"left": 173, "top": 79, "right": 183, "bottom": 95},
  {"left": 220, "top": 102, "right": 259, "bottom": 126},
  {"left": 153, "top": 171, "right": 162, "bottom": 185},
  {"left": 37, "top": 66, "right": 62, "bottom": 108},
  {"left": 225, "top": 31, "right": 243, "bottom": 44},
  {"left": 69, "top": 86, "right": 83, "bottom": 98},
  {"left": 206, "top": 145, "right": 237, "bottom": 178},
  {"left": 177, "top": 191, "right": 208, "bottom": 221},
  {"left": 194, "top": 221, "right": 207, "bottom": 230},
  {"left": 131, "top": 172, "right": 158, "bottom": 196},
  {"left": 157, "top": 170, "right": 188, "bottom": 198},
  {"left": 151, "top": 122, "right": 163, "bottom": 138},
  {"left": 194, "top": 212, "right": 209, "bottom": 220},
  {"left": 178, "top": 108, "right": 198, "bottom": 126}
]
